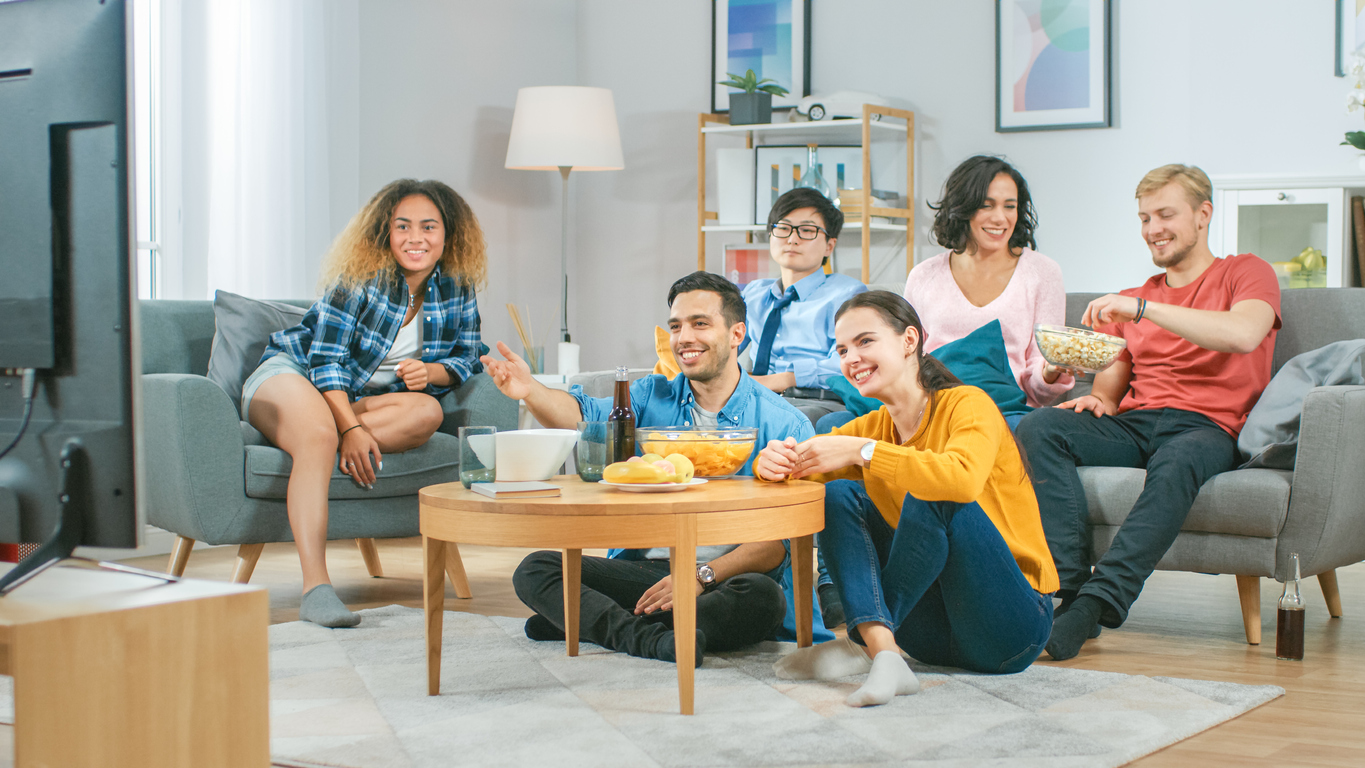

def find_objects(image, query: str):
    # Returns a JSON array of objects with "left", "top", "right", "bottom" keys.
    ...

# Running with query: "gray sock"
[{"left": 300, "top": 584, "right": 361, "bottom": 628}]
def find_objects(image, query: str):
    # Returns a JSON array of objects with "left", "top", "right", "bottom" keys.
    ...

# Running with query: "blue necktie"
[{"left": 752, "top": 286, "right": 797, "bottom": 376}]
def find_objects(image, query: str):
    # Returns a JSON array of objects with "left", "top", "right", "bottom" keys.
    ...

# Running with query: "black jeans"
[
  {"left": 1015, "top": 406, "right": 1238, "bottom": 627},
  {"left": 512, "top": 552, "right": 787, "bottom": 658}
]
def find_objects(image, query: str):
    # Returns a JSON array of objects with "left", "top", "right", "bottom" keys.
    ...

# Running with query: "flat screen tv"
[{"left": 0, "top": 0, "right": 145, "bottom": 591}]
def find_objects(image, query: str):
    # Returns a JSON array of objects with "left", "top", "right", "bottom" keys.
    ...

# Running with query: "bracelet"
[
  {"left": 1133, "top": 298, "right": 1147, "bottom": 323},
  {"left": 339, "top": 424, "right": 364, "bottom": 438}
]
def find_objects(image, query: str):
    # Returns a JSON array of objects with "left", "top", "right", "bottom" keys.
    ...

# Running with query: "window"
[{"left": 133, "top": 0, "right": 160, "bottom": 299}]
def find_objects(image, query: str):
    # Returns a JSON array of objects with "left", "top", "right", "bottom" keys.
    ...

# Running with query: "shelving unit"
[{"left": 696, "top": 104, "right": 915, "bottom": 284}]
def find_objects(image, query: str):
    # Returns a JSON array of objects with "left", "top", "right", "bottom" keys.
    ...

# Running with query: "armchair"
[{"left": 138, "top": 299, "right": 518, "bottom": 592}]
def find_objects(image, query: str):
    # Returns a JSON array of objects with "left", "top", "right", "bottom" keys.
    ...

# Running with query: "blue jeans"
[
  {"left": 1015, "top": 406, "right": 1237, "bottom": 626},
  {"left": 820, "top": 480, "right": 1052, "bottom": 673}
]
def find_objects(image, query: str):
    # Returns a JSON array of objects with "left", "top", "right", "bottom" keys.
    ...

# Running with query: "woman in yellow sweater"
[{"left": 755, "top": 291, "right": 1058, "bottom": 707}]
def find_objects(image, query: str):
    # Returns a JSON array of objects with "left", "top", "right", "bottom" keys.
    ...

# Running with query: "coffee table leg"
[
  {"left": 423, "top": 536, "right": 446, "bottom": 696},
  {"left": 562, "top": 548, "right": 581, "bottom": 657},
  {"left": 792, "top": 534, "right": 814, "bottom": 648},
  {"left": 671, "top": 513, "right": 698, "bottom": 715}
]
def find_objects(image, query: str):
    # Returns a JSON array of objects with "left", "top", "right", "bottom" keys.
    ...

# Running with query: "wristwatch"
[
  {"left": 696, "top": 563, "right": 717, "bottom": 591},
  {"left": 860, "top": 440, "right": 876, "bottom": 466}
]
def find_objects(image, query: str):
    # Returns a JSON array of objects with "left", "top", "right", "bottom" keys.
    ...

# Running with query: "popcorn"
[{"left": 1034, "top": 325, "right": 1125, "bottom": 373}]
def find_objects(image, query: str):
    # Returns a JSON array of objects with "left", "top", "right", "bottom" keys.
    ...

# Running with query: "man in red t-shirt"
[{"left": 1016, "top": 164, "right": 1281, "bottom": 661}]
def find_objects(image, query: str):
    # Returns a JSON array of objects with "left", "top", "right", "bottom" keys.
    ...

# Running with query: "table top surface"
[
  {"left": 0, "top": 563, "right": 264, "bottom": 626},
  {"left": 419, "top": 475, "right": 824, "bottom": 516}
]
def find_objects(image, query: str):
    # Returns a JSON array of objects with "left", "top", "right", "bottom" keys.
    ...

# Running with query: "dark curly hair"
[{"left": 928, "top": 156, "right": 1037, "bottom": 254}]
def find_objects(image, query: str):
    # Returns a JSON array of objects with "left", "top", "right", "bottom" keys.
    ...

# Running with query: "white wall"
[{"left": 321, "top": 0, "right": 1365, "bottom": 369}]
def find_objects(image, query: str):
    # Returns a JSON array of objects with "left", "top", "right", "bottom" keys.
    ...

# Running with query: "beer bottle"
[
  {"left": 1275, "top": 552, "right": 1305, "bottom": 660},
  {"left": 608, "top": 366, "right": 635, "bottom": 463}
]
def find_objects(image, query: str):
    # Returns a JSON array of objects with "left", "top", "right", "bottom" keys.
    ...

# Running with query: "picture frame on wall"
[
  {"left": 1337, "top": 0, "right": 1365, "bottom": 77},
  {"left": 753, "top": 145, "right": 863, "bottom": 224},
  {"left": 996, "top": 0, "right": 1112, "bottom": 132},
  {"left": 711, "top": 0, "right": 811, "bottom": 114}
]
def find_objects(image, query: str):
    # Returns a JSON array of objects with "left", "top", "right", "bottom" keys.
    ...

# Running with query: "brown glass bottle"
[
  {"left": 608, "top": 366, "right": 635, "bottom": 463},
  {"left": 1275, "top": 551, "right": 1305, "bottom": 661}
]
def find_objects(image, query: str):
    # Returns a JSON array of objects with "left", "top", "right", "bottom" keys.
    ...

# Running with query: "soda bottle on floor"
[{"left": 1275, "top": 552, "right": 1305, "bottom": 661}]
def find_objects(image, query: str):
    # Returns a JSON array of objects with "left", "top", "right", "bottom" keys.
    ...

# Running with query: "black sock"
[
  {"left": 1046, "top": 595, "right": 1102, "bottom": 661},
  {"left": 817, "top": 583, "right": 845, "bottom": 629},
  {"left": 524, "top": 613, "right": 566, "bottom": 642},
  {"left": 1053, "top": 594, "right": 1101, "bottom": 639},
  {"left": 653, "top": 628, "right": 706, "bottom": 668}
]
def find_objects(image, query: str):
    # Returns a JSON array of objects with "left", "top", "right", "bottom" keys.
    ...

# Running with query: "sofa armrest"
[
  {"left": 439, "top": 372, "right": 518, "bottom": 435},
  {"left": 1279, "top": 384, "right": 1365, "bottom": 578},
  {"left": 141, "top": 373, "right": 249, "bottom": 542}
]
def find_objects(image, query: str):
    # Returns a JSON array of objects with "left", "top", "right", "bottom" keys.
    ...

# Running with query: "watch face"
[{"left": 697, "top": 564, "right": 716, "bottom": 584}]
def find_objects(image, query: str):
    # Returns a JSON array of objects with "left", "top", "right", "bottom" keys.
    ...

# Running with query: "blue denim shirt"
[
  {"left": 264, "top": 263, "right": 482, "bottom": 399},
  {"left": 571, "top": 368, "right": 832, "bottom": 643}
]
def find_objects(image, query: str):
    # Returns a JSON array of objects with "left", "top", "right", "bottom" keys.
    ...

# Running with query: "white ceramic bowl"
[{"left": 492, "top": 428, "right": 579, "bottom": 482}]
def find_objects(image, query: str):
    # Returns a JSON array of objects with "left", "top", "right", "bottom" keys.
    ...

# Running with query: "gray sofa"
[
  {"left": 1064, "top": 288, "right": 1365, "bottom": 644},
  {"left": 140, "top": 299, "right": 518, "bottom": 588}
]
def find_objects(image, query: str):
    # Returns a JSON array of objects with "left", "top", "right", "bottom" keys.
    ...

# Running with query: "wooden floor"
[{"left": 19, "top": 540, "right": 1365, "bottom": 766}]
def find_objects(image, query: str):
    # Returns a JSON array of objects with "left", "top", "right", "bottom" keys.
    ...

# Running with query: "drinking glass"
[
  {"left": 459, "top": 426, "right": 497, "bottom": 488},
  {"left": 524, "top": 344, "right": 545, "bottom": 375},
  {"left": 576, "top": 421, "right": 608, "bottom": 483}
]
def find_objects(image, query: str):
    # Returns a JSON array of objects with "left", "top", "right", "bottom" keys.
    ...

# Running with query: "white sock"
[
  {"left": 846, "top": 651, "right": 919, "bottom": 707},
  {"left": 773, "top": 637, "right": 873, "bottom": 681}
]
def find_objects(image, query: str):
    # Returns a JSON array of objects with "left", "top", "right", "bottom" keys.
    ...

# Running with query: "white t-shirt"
[{"left": 364, "top": 316, "right": 422, "bottom": 390}]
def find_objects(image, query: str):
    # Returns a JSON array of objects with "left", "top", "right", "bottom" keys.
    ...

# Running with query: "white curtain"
[{"left": 203, "top": 0, "right": 331, "bottom": 300}]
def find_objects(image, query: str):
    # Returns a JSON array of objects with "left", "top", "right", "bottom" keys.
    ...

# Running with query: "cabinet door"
[{"left": 1222, "top": 188, "right": 1345, "bottom": 288}]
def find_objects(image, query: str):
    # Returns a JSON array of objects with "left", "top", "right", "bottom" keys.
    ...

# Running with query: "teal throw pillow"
[{"left": 824, "top": 319, "right": 1031, "bottom": 419}]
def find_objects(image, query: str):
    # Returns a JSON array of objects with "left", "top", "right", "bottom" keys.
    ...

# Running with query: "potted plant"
[{"left": 718, "top": 69, "right": 789, "bottom": 125}]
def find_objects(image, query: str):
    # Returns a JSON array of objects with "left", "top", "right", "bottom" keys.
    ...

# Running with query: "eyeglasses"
[{"left": 769, "top": 223, "right": 828, "bottom": 241}]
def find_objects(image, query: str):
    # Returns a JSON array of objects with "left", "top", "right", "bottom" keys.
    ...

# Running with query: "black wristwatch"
[{"left": 696, "top": 563, "right": 717, "bottom": 591}]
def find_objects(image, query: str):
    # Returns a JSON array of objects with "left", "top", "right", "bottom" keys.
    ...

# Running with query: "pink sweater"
[{"left": 903, "top": 248, "right": 1073, "bottom": 407}]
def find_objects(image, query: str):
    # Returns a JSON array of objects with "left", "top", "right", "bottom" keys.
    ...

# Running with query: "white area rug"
[{"left": 266, "top": 605, "right": 1282, "bottom": 768}]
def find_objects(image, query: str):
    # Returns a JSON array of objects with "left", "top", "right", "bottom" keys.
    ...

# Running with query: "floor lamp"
[{"left": 505, "top": 86, "right": 624, "bottom": 375}]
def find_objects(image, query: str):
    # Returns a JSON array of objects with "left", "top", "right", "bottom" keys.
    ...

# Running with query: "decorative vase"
[
  {"left": 729, "top": 92, "right": 773, "bottom": 125},
  {"left": 796, "top": 144, "right": 833, "bottom": 200}
]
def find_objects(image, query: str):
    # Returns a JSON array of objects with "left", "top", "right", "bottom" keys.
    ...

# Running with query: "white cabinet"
[{"left": 1213, "top": 176, "right": 1365, "bottom": 289}]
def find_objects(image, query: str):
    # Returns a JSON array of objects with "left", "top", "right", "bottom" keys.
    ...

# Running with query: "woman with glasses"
[
  {"left": 904, "top": 156, "right": 1073, "bottom": 424},
  {"left": 739, "top": 187, "right": 868, "bottom": 426}
]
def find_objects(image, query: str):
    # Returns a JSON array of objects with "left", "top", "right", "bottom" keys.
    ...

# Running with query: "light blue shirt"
[
  {"left": 741, "top": 271, "right": 869, "bottom": 389},
  {"left": 570, "top": 368, "right": 831, "bottom": 643}
]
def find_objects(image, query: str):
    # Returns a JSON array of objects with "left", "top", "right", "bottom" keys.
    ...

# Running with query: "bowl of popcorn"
[
  {"left": 637, "top": 427, "right": 758, "bottom": 479},
  {"left": 1033, "top": 324, "right": 1127, "bottom": 374}
]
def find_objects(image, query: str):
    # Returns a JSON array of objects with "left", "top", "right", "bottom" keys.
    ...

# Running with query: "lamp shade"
[{"left": 504, "top": 86, "right": 624, "bottom": 171}]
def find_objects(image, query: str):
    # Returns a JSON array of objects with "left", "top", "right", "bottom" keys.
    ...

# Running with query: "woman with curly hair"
[
  {"left": 242, "top": 179, "right": 487, "bottom": 627},
  {"left": 905, "top": 156, "right": 1072, "bottom": 420}
]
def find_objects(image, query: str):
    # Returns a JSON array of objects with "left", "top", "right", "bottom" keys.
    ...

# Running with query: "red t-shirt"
[{"left": 1097, "top": 254, "right": 1282, "bottom": 437}]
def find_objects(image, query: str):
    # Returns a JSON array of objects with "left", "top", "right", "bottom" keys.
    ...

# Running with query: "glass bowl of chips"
[
  {"left": 637, "top": 427, "right": 758, "bottom": 479},
  {"left": 1034, "top": 324, "right": 1127, "bottom": 374}
]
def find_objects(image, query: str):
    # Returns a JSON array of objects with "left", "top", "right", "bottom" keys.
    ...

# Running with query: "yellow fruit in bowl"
[
  {"left": 603, "top": 461, "right": 670, "bottom": 484},
  {"left": 665, "top": 453, "right": 694, "bottom": 483},
  {"left": 651, "top": 460, "right": 678, "bottom": 482}
]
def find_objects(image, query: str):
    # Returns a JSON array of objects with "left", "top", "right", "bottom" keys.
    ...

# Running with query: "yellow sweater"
[{"left": 811, "top": 386, "right": 1059, "bottom": 594}]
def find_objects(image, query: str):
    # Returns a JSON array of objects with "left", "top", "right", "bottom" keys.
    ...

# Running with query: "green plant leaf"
[
  {"left": 757, "top": 83, "right": 790, "bottom": 96},
  {"left": 1344, "top": 131, "right": 1365, "bottom": 150}
]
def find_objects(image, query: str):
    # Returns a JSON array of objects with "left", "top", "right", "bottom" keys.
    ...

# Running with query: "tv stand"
[{"left": 0, "top": 563, "right": 270, "bottom": 767}]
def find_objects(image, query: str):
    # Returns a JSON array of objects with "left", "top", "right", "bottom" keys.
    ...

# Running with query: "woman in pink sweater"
[{"left": 904, "top": 156, "right": 1072, "bottom": 421}]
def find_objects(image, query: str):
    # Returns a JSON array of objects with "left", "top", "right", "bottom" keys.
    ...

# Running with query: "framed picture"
[
  {"left": 996, "top": 0, "right": 1112, "bottom": 132},
  {"left": 1338, "top": 0, "right": 1365, "bottom": 76},
  {"left": 711, "top": 0, "right": 811, "bottom": 114},
  {"left": 753, "top": 145, "right": 863, "bottom": 224}
]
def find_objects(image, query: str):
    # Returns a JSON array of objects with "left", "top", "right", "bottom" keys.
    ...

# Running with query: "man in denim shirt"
[{"left": 481, "top": 271, "right": 821, "bottom": 666}]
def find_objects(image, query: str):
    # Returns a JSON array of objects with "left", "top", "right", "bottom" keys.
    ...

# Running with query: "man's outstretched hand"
[{"left": 479, "top": 341, "right": 535, "bottom": 400}]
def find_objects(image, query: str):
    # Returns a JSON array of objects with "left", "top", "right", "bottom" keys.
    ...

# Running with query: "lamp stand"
[{"left": 558, "top": 165, "right": 572, "bottom": 343}]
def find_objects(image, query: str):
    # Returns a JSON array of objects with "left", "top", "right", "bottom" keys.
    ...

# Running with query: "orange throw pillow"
[{"left": 652, "top": 325, "right": 679, "bottom": 377}]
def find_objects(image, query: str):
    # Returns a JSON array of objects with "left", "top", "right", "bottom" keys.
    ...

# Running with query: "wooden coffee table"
[{"left": 419, "top": 475, "right": 825, "bottom": 715}]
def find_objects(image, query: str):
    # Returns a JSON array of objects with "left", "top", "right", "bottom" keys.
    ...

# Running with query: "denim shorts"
[{"left": 240, "top": 353, "right": 308, "bottom": 418}]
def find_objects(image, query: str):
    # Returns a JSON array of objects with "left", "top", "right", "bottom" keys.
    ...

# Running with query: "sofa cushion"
[
  {"left": 1078, "top": 466, "right": 1291, "bottom": 538},
  {"left": 244, "top": 432, "right": 461, "bottom": 500},
  {"left": 206, "top": 291, "right": 309, "bottom": 416}
]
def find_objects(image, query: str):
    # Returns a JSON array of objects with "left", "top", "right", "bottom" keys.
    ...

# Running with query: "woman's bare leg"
[
  {"left": 248, "top": 374, "right": 338, "bottom": 592},
  {"left": 351, "top": 392, "right": 444, "bottom": 452}
]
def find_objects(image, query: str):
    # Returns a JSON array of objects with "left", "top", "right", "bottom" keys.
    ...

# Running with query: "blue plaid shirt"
[{"left": 264, "top": 263, "right": 482, "bottom": 399}]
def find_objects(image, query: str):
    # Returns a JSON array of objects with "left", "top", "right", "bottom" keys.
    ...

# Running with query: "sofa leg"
[
  {"left": 444, "top": 542, "right": 473, "bottom": 599},
  {"left": 231, "top": 543, "right": 265, "bottom": 584},
  {"left": 167, "top": 535, "right": 195, "bottom": 577},
  {"left": 1235, "top": 575, "right": 1261, "bottom": 645},
  {"left": 1318, "top": 570, "right": 1343, "bottom": 618},
  {"left": 355, "top": 538, "right": 384, "bottom": 578}
]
